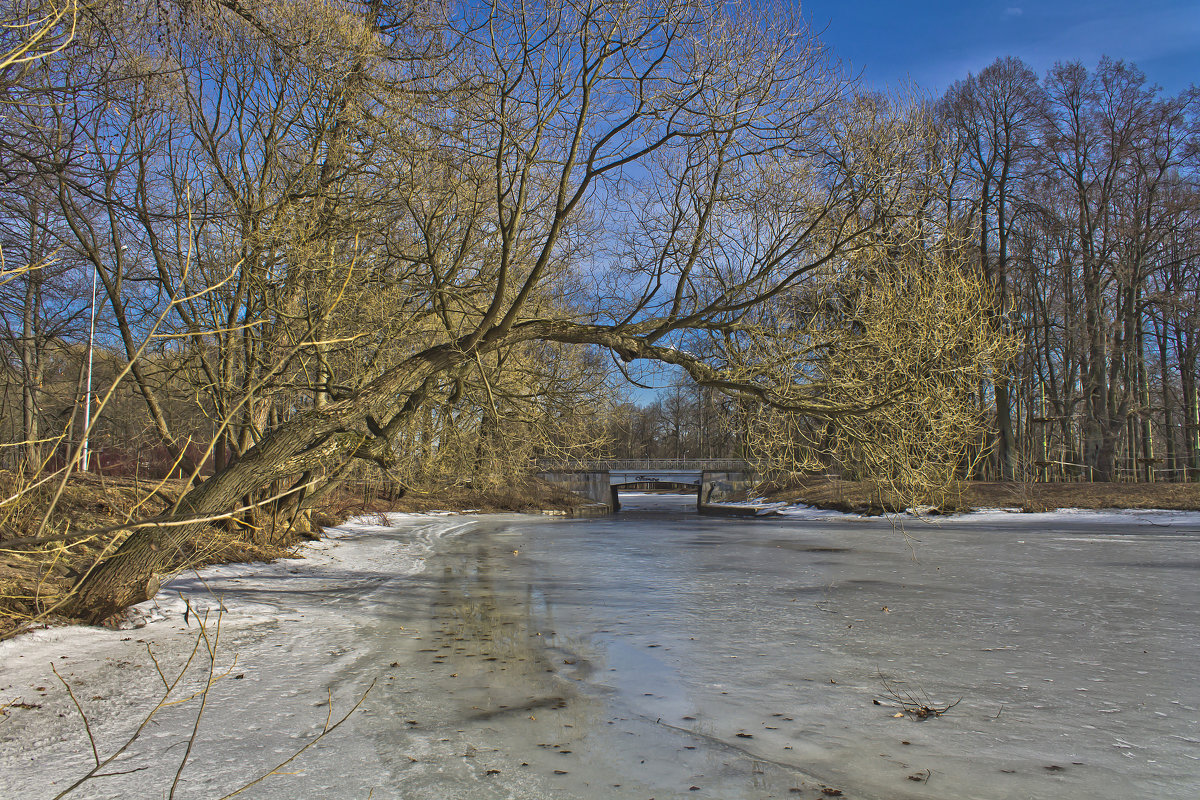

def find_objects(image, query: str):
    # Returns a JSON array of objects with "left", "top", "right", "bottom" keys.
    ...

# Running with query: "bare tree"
[
  {"left": 729, "top": 95, "right": 1016, "bottom": 501},
  {"left": 1038, "top": 59, "right": 1197, "bottom": 480},
  {"left": 56, "top": 0, "right": 917, "bottom": 620},
  {"left": 944, "top": 57, "right": 1043, "bottom": 478}
]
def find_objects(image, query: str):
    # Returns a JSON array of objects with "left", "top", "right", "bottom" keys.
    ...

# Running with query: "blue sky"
[{"left": 800, "top": 0, "right": 1200, "bottom": 95}]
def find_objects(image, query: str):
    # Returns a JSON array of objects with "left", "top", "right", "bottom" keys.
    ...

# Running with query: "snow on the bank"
[
  {"left": 138, "top": 512, "right": 473, "bottom": 627},
  {"left": 0, "top": 511, "right": 481, "bottom": 800},
  {"left": 944, "top": 506, "right": 1200, "bottom": 525},
  {"left": 773, "top": 504, "right": 857, "bottom": 520},
  {"left": 0, "top": 510, "right": 470, "bottom": 671},
  {"left": 771, "top": 502, "right": 1200, "bottom": 525}
]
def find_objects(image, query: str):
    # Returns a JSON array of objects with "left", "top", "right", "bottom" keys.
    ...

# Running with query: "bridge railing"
[{"left": 537, "top": 458, "right": 752, "bottom": 472}]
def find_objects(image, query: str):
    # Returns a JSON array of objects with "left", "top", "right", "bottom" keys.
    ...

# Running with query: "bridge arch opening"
[
  {"left": 610, "top": 481, "right": 698, "bottom": 492},
  {"left": 609, "top": 480, "right": 698, "bottom": 511}
]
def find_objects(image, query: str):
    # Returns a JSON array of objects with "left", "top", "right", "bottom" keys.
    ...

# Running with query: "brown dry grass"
[
  {"left": 963, "top": 481, "right": 1200, "bottom": 512},
  {"left": 0, "top": 472, "right": 295, "bottom": 638},
  {"left": 757, "top": 474, "right": 1200, "bottom": 514},
  {"left": 755, "top": 475, "right": 929, "bottom": 515}
]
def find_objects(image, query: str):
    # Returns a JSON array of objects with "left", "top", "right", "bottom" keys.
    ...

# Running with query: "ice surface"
[{"left": 2, "top": 501, "right": 1198, "bottom": 799}]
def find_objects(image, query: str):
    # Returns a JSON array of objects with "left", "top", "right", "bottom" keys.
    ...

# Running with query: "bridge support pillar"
[
  {"left": 698, "top": 470, "right": 757, "bottom": 513},
  {"left": 537, "top": 471, "right": 612, "bottom": 510}
]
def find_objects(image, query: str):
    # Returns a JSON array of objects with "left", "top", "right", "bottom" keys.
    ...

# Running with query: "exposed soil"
[{"left": 757, "top": 475, "right": 1200, "bottom": 514}]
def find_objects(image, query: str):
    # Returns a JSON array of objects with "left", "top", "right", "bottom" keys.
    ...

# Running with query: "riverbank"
[
  {"left": 6, "top": 472, "right": 1198, "bottom": 638},
  {"left": 0, "top": 474, "right": 589, "bottom": 639},
  {"left": 757, "top": 476, "right": 1200, "bottom": 515}
]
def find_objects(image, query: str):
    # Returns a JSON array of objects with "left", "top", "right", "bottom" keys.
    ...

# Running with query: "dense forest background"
[
  {"left": 568, "top": 56, "right": 1200, "bottom": 484},
  {"left": 0, "top": 0, "right": 1198, "bottom": 622}
]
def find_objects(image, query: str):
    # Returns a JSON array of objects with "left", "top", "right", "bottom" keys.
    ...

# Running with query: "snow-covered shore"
[
  {"left": 0, "top": 513, "right": 480, "bottom": 799},
  {"left": 714, "top": 497, "right": 1200, "bottom": 526}
]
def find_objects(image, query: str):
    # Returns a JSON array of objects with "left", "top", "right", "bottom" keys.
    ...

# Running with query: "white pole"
[{"left": 81, "top": 266, "right": 98, "bottom": 472}]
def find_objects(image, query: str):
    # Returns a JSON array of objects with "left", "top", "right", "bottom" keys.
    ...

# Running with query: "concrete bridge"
[{"left": 536, "top": 459, "right": 757, "bottom": 513}]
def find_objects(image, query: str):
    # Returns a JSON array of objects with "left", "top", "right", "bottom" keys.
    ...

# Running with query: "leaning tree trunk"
[
  {"left": 66, "top": 422, "right": 369, "bottom": 622},
  {"left": 64, "top": 338, "right": 473, "bottom": 622}
]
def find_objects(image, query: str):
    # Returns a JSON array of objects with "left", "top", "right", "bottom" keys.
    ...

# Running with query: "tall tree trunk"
[
  {"left": 1137, "top": 323, "right": 1153, "bottom": 482},
  {"left": 993, "top": 166, "right": 1017, "bottom": 479},
  {"left": 1081, "top": 258, "right": 1112, "bottom": 481},
  {"left": 20, "top": 268, "right": 40, "bottom": 471},
  {"left": 1154, "top": 316, "right": 1177, "bottom": 479},
  {"left": 1180, "top": 329, "right": 1199, "bottom": 481},
  {"left": 20, "top": 198, "right": 44, "bottom": 472}
]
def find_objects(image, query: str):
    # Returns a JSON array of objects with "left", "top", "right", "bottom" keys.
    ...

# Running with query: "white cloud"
[{"left": 1004, "top": 7, "right": 1024, "bottom": 16}]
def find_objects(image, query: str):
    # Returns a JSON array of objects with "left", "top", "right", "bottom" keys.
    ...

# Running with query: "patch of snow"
[
  {"left": 948, "top": 507, "right": 1200, "bottom": 525},
  {"left": 775, "top": 503, "right": 866, "bottom": 520},
  {"left": 704, "top": 500, "right": 790, "bottom": 516},
  {"left": 0, "top": 512, "right": 488, "bottom": 799},
  {"left": 771, "top": 502, "right": 1200, "bottom": 526}
]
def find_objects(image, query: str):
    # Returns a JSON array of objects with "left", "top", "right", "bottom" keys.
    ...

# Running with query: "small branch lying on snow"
[{"left": 875, "top": 671, "right": 961, "bottom": 720}]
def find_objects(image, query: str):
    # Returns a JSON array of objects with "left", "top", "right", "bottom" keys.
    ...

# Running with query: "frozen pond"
[{"left": 2, "top": 494, "right": 1199, "bottom": 799}]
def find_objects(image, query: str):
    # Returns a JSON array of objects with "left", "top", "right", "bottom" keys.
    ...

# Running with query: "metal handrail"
[{"left": 537, "top": 458, "right": 751, "bottom": 471}]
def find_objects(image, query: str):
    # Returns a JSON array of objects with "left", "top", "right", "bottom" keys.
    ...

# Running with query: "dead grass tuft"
[{"left": 328, "top": 475, "right": 591, "bottom": 516}]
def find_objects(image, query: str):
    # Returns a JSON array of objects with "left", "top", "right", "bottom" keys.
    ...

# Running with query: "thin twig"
[
  {"left": 51, "top": 663, "right": 98, "bottom": 768},
  {"left": 215, "top": 679, "right": 376, "bottom": 799},
  {"left": 169, "top": 610, "right": 222, "bottom": 799},
  {"left": 52, "top": 607, "right": 209, "bottom": 799}
]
